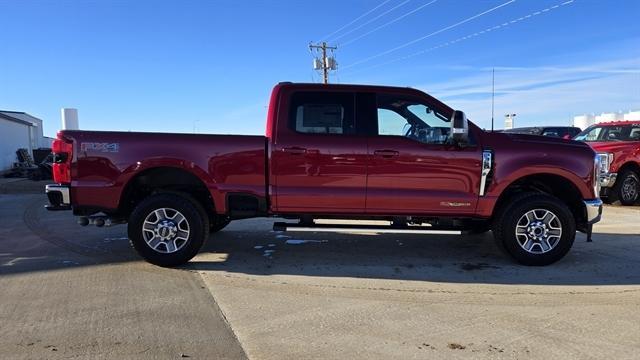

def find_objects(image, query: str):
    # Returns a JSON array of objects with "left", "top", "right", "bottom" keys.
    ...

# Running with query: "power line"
[
  {"left": 341, "top": 0, "right": 517, "bottom": 70},
  {"left": 342, "top": 0, "right": 575, "bottom": 76},
  {"left": 331, "top": 0, "right": 412, "bottom": 42},
  {"left": 319, "top": 0, "right": 393, "bottom": 42},
  {"left": 341, "top": 0, "right": 439, "bottom": 47},
  {"left": 308, "top": 45, "right": 319, "bottom": 83}
]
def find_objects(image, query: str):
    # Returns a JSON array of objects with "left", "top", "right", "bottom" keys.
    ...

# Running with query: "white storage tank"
[
  {"left": 596, "top": 112, "right": 624, "bottom": 123},
  {"left": 624, "top": 111, "right": 640, "bottom": 121},
  {"left": 61, "top": 108, "right": 79, "bottom": 130},
  {"left": 573, "top": 114, "right": 595, "bottom": 129}
]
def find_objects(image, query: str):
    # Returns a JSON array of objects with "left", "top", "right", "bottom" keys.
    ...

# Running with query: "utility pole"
[
  {"left": 491, "top": 68, "right": 495, "bottom": 132},
  {"left": 309, "top": 42, "right": 337, "bottom": 84}
]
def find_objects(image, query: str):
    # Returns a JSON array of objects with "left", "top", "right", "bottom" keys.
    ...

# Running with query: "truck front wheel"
[
  {"left": 128, "top": 193, "right": 210, "bottom": 267},
  {"left": 615, "top": 170, "right": 640, "bottom": 206},
  {"left": 492, "top": 193, "right": 576, "bottom": 266}
]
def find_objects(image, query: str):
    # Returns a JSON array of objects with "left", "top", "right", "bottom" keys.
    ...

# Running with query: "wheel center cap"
[
  {"left": 156, "top": 220, "right": 177, "bottom": 240},
  {"left": 527, "top": 222, "right": 547, "bottom": 240}
]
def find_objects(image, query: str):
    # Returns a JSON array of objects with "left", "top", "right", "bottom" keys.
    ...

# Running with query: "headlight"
[
  {"left": 594, "top": 155, "right": 601, "bottom": 196},
  {"left": 597, "top": 152, "right": 613, "bottom": 175},
  {"left": 594, "top": 153, "right": 614, "bottom": 195}
]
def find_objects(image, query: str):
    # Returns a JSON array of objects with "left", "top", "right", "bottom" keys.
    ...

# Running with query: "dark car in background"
[{"left": 502, "top": 126, "right": 582, "bottom": 138}]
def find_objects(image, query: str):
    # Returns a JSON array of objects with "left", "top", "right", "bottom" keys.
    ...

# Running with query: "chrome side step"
[{"left": 273, "top": 222, "right": 462, "bottom": 235}]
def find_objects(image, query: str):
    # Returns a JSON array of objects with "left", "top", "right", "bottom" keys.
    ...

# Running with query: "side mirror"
[{"left": 451, "top": 110, "right": 469, "bottom": 145}]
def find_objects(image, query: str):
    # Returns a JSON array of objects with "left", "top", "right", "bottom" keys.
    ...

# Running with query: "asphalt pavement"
[
  {"left": 1, "top": 180, "right": 639, "bottom": 359},
  {"left": 0, "top": 191, "right": 246, "bottom": 359}
]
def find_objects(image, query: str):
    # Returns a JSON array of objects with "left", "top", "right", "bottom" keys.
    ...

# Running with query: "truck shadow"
[
  {"left": 6, "top": 198, "right": 640, "bottom": 287},
  {"left": 191, "top": 218, "right": 640, "bottom": 286}
]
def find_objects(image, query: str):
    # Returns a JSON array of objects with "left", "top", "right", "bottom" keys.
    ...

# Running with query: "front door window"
[{"left": 376, "top": 94, "right": 451, "bottom": 145}]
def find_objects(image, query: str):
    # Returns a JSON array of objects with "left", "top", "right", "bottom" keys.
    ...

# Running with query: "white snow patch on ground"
[
  {"left": 285, "top": 239, "right": 328, "bottom": 245},
  {"left": 103, "top": 237, "right": 129, "bottom": 242},
  {"left": 263, "top": 250, "right": 275, "bottom": 257},
  {"left": 253, "top": 245, "right": 264, "bottom": 249}
]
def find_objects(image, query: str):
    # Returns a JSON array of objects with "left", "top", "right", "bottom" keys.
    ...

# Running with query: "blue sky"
[{"left": 0, "top": 0, "right": 638, "bottom": 137}]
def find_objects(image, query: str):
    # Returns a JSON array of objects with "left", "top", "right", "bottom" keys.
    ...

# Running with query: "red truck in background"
[
  {"left": 46, "top": 83, "right": 603, "bottom": 267},
  {"left": 574, "top": 120, "right": 640, "bottom": 205}
]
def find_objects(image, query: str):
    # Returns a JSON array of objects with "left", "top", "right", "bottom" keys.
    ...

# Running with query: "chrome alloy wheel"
[
  {"left": 515, "top": 209, "right": 562, "bottom": 254},
  {"left": 142, "top": 208, "right": 190, "bottom": 254},
  {"left": 621, "top": 176, "right": 639, "bottom": 202}
]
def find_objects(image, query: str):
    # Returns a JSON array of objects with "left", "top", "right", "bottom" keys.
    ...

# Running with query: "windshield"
[{"left": 574, "top": 124, "right": 640, "bottom": 142}]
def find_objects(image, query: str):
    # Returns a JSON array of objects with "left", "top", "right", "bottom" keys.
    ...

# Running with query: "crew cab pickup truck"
[
  {"left": 46, "top": 83, "right": 603, "bottom": 266},
  {"left": 574, "top": 120, "right": 640, "bottom": 205}
]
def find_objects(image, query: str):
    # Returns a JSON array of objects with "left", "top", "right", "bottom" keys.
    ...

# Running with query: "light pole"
[{"left": 504, "top": 113, "right": 516, "bottom": 129}]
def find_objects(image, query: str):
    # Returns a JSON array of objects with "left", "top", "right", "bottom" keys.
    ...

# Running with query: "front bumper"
[
  {"left": 583, "top": 199, "right": 603, "bottom": 224},
  {"left": 45, "top": 184, "right": 71, "bottom": 211},
  {"left": 599, "top": 172, "right": 617, "bottom": 188}
]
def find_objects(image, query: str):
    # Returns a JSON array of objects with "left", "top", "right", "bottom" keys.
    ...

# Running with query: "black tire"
[
  {"left": 492, "top": 192, "right": 576, "bottom": 266},
  {"left": 613, "top": 170, "right": 640, "bottom": 206},
  {"left": 210, "top": 216, "right": 231, "bottom": 233},
  {"left": 128, "top": 192, "right": 209, "bottom": 267}
]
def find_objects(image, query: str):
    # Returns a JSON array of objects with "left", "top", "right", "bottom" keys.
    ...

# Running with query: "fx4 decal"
[{"left": 80, "top": 142, "right": 120, "bottom": 153}]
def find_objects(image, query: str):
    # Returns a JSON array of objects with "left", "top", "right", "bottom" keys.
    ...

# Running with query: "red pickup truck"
[
  {"left": 574, "top": 120, "right": 640, "bottom": 205},
  {"left": 46, "top": 83, "right": 603, "bottom": 266}
]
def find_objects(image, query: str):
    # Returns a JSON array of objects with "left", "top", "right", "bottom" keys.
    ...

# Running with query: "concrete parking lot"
[{"left": 1, "top": 180, "right": 639, "bottom": 359}]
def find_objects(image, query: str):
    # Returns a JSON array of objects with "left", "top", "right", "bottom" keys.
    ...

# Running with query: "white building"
[
  {"left": 573, "top": 110, "right": 640, "bottom": 129},
  {"left": 0, "top": 111, "right": 53, "bottom": 172}
]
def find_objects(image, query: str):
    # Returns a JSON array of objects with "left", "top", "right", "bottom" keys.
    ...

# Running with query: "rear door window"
[{"left": 289, "top": 92, "right": 355, "bottom": 134}]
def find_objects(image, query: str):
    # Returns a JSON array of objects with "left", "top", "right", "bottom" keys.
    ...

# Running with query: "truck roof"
[
  {"left": 593, "top": 120, "right": 640, "bottom": 126},
  {"left": 277, "top": 82, "right": 430, "bottom": 94},
  {"left": 274, "top": 82, "right": 453, "bottom": 112}
]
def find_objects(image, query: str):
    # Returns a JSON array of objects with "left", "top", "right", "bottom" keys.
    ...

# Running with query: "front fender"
[
  {"left": 475, "top": 160, "right": 595, "bottom": 218},
  {"left": 489, "top": 167, "right": 594, "bottom": 200}
]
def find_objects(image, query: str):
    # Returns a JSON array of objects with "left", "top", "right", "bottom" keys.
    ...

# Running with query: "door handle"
[
  {"left": 374, "top": 150, "right": 399, "bottom": 158},
  {"left": 282, "top": 147, "right": 307, "bottom": 155}
]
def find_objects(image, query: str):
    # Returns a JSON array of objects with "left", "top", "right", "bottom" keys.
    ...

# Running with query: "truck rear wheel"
[
  {"left": 128, "top": 193, "right": 209, "bottom": 267},
  {"left": 492, "top": 193, "right": 575, "bottom": 266}
]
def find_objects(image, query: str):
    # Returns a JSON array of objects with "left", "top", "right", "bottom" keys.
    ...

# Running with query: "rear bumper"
[
  {"left": 45, "top": 184, "right": 71, "bottom": 211},
  {"left": 583, "top": 199, "right": 603, "bottom": 224}
]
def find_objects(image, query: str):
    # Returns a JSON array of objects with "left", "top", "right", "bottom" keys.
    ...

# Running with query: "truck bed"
[{"left": 60, "top": 130, "right": 267, "bottom": 214}]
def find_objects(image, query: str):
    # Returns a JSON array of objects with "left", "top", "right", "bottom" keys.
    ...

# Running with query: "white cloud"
[{"left": 415, "top": 58, "right": 640, "bottom": 129}]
